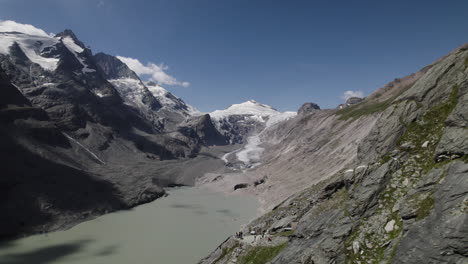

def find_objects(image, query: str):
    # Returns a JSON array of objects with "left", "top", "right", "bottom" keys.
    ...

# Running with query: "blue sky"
[{"left": 1, "top": 0, "right": 467, "bottom": 112}]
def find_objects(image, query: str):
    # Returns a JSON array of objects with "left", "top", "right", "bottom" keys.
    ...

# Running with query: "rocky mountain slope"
[{"left": 200, "top": 44, "right": 468, "bottom": 264}]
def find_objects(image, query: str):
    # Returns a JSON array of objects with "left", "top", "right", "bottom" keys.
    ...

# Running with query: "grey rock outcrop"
[
  {"left": 297, "top": 102, "right": 320, "bottom": 116},
  {"left": 337, "top": 96, "right": 364, "bottom": 109},
  {"left": 393, "top": 161, "right": 468, "bottom": 263},
  {"left": 346, "top": 96, "right": 364, "bottom": 105},
  {"left": 93, "top": 52, "right": 140, "bottom": 80},
  {"left": 435, "top": 81, "right": 468, "bottom": 158},
  {"left": 178, "top": 114, "right": 229, "bottom": 147}
]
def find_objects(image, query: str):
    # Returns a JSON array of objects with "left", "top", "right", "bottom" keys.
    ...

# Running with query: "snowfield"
[
  {"left": 0, "top": 32, "right": 60, "bottom": 71},
  {"left": 210, "top": 100, "right": 278, "bottom": 120}
]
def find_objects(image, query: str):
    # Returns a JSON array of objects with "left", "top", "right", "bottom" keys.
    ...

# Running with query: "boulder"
[{"left": 233, "top": 183, "right": 249, "bottom": 190}]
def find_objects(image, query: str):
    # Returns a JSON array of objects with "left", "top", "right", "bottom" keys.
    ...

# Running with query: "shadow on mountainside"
[{"left": 0, "top": 127, "right": 126, "bottom": 240}]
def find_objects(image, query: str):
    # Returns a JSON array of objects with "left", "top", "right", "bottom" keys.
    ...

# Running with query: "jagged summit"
[
  {"left": 55, "top": 29, "right": 77, "bottom": 39},
  {"left": 94, "top": 52, "right": 139, "bottom": 80},
  {"left": 55, "top": 29, "right": 85, "bottom": 49}
]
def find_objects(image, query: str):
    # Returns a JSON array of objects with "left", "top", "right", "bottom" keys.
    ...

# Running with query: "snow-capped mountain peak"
[
  {"left": 0, "top": 25, "right": 96, "bottom": 74},
  {"left": 209, "top": 100, "right": 296, "bottom": 145},
  {"left": 59, "top": 35, "right": 96, "bottom": 73},
  {"left": 210, "top": 100, "right": 279, "bottom": 120},
  {"left": 55, "top": 29, "right": 85, "bottom": 49}
]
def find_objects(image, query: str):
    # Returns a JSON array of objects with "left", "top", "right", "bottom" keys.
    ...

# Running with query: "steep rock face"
[
  {"left": 201, "top": 45, "right": 468, "bottom": 264},
  {"left": 358, "top": 44, "right": 467, "bottom": 164},
  {"left": 93, "top": 52, "right": 140, "bottom": 80},
  {"left": 93, "top": 52, "right": 199, "bottom": 132},
  {"left": 93, "top": 52, "right": 163, "bottom": 113},
  {"left": 435, "top": 78, "right": 468, "bottom": 159},
  {"left": 0, "top": 69, "right": 30, "bottom": 106},
  {"left": 178, "top": 114, "right": 229, "bottom": 147}
]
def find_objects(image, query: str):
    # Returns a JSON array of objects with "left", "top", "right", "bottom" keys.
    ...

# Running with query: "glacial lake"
[{"left": 0, "top": 187, "right": 258, "bottom": 264}]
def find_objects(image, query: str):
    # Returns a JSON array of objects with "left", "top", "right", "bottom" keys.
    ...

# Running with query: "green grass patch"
[
  {"left": 386, "top": 237, "right": 402, "bottom": 264},
  {"left": 379, "top": 153, "right": 392, "bottom": 164},
  {"left": 344, "top": 84, "right": 460, "bottom": 264},
  {"left": 345, "top": 213, "right": 402, "bottom": 264},
  {"left": 312, "top": 187, "right": 349, "bottom": 218},
  {"left": 213, "top": 241, "right": 239, "bottom": 264},
  {"left": 397, "top": 84, "right": 460, "bottom": 173},
  {"left": 416, "top": 195, "right": 434, "bottom": 221},
  {"left": 337, "top": 97, "right": 395, "bottom": 120},
  {"left": 462, "top": 155, "right": 468, "bottom": 163},
  {"left": 238, "top": 243, "right": 287, "bottom": 264}
]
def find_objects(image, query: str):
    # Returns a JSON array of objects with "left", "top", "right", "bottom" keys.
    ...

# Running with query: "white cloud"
[
  {"left": 117, "top": 56, "right": 189, "bottom": 87},
  {"left": 341, "top": 90, "right": 364, "bottom": 101},
  {"left": 0, "top": 20, "right": 53, "bottom": 37}
]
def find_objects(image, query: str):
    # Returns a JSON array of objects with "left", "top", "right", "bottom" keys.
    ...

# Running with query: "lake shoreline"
[{"left": 0, "top": 186, "right": 259, "bottom": 264}]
